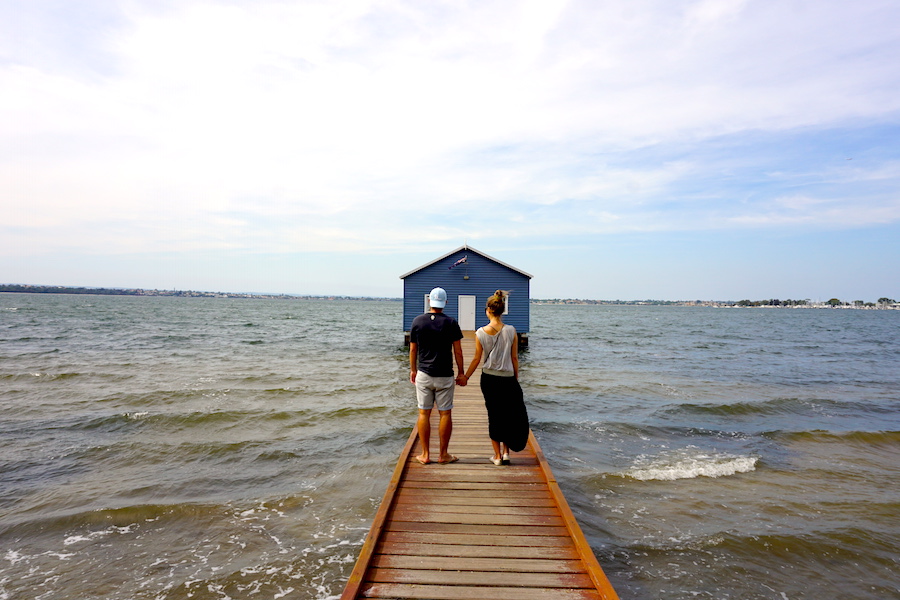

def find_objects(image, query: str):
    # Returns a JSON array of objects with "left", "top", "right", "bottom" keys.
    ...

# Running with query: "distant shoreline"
[
  {"left": 2, "top": 284, "right": 897, "bottom": 309},
  {"left": 0, "top": 284, "right": 398, "bottom": 302},
  {"left": 532, "top": 299, "right": 899, "bottom": 309}
]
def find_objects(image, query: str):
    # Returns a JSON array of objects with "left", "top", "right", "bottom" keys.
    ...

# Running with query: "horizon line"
[{"left": 2, "top": 284, "right": 896, "bottom": 306}]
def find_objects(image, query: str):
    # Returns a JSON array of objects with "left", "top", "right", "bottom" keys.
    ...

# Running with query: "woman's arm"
[
  {"left": 462, "top": 334, "right": 483, "bottom": 380},
  {"left": 511, "top": 332, "right": 519, "bottom": 379}
]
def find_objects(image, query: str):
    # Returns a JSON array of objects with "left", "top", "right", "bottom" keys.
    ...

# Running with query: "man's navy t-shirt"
[{"left": 410, "top": 311, "right": 463, "bottom": 377}]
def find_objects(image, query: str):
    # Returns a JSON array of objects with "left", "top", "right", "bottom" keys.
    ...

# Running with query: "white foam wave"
[
  {"left": 63, "top": 525, "right": 136, "bottom": 546},
  {"left": 626, "top": 450, "right": 758, "bottom": 481}
]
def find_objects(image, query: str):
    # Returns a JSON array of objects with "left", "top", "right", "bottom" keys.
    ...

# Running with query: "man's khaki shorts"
[{"left": 415, "top": 371, "right": 454, "bottom": 411}]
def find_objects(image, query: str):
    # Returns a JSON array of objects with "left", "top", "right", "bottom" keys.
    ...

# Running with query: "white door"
[{"left": 458, "top": 295, "right": 476, "bottom": 331}]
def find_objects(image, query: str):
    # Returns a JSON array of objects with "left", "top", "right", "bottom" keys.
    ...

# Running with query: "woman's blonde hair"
[{"left": 486, "top": 290, "right": 506, "bottom": 316}]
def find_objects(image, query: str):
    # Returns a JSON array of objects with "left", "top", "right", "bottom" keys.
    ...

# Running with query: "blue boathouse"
[{"left": 400, "top": 244, "right": 533, "bottom": 346}]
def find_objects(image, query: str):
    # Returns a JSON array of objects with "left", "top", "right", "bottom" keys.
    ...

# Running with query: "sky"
[{"left": 3, "top": 0, "right": 899, "bottom": 301}]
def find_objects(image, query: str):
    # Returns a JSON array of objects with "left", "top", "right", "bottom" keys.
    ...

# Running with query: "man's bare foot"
[
  {"left": 438, "top": 455, "right": 459, "bottom": 464},
  {"left": 415, "top": 455, "right": 430, "bottom": 464}
]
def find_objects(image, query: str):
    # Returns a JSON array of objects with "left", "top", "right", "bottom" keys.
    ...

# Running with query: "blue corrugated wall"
[{"left": 402, "top": 249, "right": 530, "bottom": 333}]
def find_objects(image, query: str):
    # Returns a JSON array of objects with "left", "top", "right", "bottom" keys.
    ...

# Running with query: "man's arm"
[
  {"left": 453, "top": 339, "right": 465, "bottom": 385},
  {"left": 409, "top": 342, "right": 418, "bottom": 384}
]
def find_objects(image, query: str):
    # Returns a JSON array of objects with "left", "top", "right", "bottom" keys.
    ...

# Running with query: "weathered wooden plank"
[
  {"left": 392, "top": 503, "right": 561, "bottom": 517},
  {"left": 395, "top": 490, "right": 549, "bottom": 503},
  {"left": 385, "top": 520, "right": 570, "bottom": 537},
  {"left": 405, "top": 468, "right": 542, "bottom": 482},
  {"left": 401, "top": 480, "right": 546, "bottom": 491},
  {"left": 394, "top": 491, "right": 554, "bottom": 507},
  {"left": 411, "top": 456, "right": 539, "bottom": 467},
  {"left": 391, "top": 507, "right": 565, "bottom": 527},
  {"left": 411, "top": 459, "right": 539, "bottom": 468},
  {"left": 370, "top": 554, "right": 586, "bottom": 574},
  {"left": 374, "top": 541, "right": 580, "bottom": 560},
  {"left": 403, "top": 470, "right": 541, "bottom": 479},
  {"left": 380, "top": 531, "right": 574, "bottom": 548},
  {"left": 366, "top": 567, "right": 595, "bottom": 588},
  {"left": 395, "top": 487, "right": 552, "bottom": 501},
  {"left": 359, "top": 582, "right": 604, "bottom": 600}
]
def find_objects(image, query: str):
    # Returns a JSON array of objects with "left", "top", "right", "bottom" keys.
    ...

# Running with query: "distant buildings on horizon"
[
  {"left": 0, "top": 284, "right": 397, "bottom": 302},
  {"left": 532, "top": 298, "right": 899, "bottom": 309},
  {"left": 1, "top": 284, "right": 897, "bottom": 309}
]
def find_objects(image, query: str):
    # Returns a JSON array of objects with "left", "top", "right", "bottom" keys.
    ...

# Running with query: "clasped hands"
[{"left": 409, "top": 371, "right": 469, "bottom": 386}]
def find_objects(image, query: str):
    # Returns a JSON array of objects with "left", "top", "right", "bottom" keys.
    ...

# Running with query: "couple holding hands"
[{"left": 409, "top": 287, "right": 529, "bottom": 466}]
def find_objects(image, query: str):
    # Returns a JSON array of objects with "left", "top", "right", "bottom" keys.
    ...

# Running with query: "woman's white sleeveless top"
[{"left": 476, "top": 324, "right": 516, "bottom": 376}]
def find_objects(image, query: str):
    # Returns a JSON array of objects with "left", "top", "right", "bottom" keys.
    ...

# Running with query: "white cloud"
[
  {"left": 3, "top": 0, "right": 900, "bottom": 264},
  {"left": 727, "top": 193, "right": 900, "bottom": 228}
]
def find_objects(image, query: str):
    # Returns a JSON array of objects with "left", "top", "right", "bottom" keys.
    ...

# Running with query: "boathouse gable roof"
[{"left": 400, "top": 244, "right": 533, "bottom": 280}]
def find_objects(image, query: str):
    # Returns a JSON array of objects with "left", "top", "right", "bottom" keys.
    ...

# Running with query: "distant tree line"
[
  {"left": 736, "top": 298, "right": 810, "bottom": 307},
  {"left": 736, "top": 297, "right": 896, "bottom": 307},
  {"left": 0, "top": 284, "right": 399, "bottom": 301},
  {"left": 0, "top": 284, "right": 145, "bottom": 296}
]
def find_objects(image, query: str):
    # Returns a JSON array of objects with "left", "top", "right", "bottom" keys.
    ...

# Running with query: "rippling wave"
[
  {"left": 670, "top": 396, "right": 896, "bottom": 417},
  {"left": 766, "top": 429, "right": 900, "bottom": 445}
]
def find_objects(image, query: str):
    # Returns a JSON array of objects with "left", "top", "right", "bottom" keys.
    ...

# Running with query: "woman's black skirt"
[{"left": 480, "top": 373, "right": 530, "bottom": 452}]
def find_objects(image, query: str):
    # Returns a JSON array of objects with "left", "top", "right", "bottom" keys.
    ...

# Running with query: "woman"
[{"left": 460, "top": 290, "right": 529, "bottom": 465}]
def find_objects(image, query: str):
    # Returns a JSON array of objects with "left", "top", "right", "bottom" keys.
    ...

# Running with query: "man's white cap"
[{"left": 429, "top": 287, "right": 447, "bottom": 308}]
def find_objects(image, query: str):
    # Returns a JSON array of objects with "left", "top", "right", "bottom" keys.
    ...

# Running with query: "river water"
[{"left": 1, "top": 294, "right": 898, "bottom": 599}]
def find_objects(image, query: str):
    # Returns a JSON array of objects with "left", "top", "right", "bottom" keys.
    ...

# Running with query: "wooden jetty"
[{"left": 341, "top": 333, "right": 619, "bottom": 600}]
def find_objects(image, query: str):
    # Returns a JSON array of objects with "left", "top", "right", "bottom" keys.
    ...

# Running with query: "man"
[{"left": 409, "top": 287, "right": 467, "bottom": 464}]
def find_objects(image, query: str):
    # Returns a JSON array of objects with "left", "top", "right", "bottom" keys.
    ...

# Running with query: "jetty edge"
[{"left": 340, "top": 334, "right": 619, "bottom": 600}]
